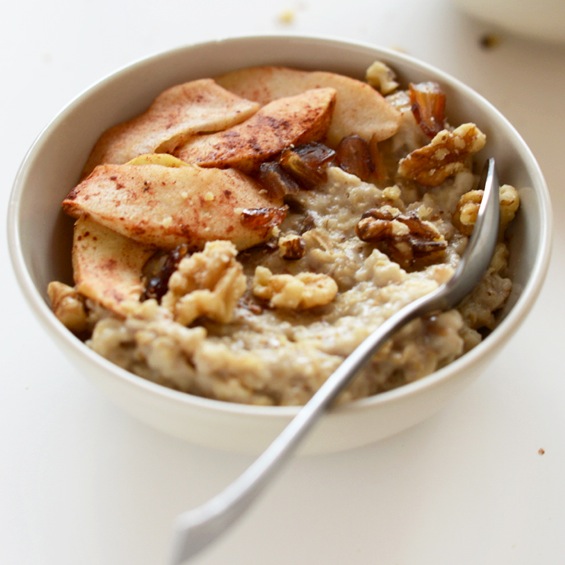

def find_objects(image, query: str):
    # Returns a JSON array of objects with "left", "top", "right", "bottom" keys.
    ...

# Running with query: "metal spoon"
[{"left": 169, "top": 158, "right": 500, "bottom": 564}]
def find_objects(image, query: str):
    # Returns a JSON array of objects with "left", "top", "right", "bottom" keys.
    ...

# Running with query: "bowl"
[{"left": 7, "top": 35, "right": 552, "bottom": 454}]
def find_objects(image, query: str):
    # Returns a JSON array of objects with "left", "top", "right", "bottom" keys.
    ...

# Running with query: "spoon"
[{"left": 169, "top": 157, "right": 500, "bottom": 564}]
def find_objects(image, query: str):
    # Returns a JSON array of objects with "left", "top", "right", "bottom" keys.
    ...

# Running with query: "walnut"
[
  {"left": 499, "top": 184, "right": 520, "bottom": 232},
  {"left": 356, "top": 207, "right": 447, "bottom": 270},
  {"left": 453, "top": 189, "right": 482, "bottom": 236},
  {"left": 398, "top": 123, "right": 486, "bottom": 186},
  {"left": 278, "top": 234, "right": 306, "bottom": 260},
  {"left": 161, "top": 240, "right": 246, "bottom": 326},
  {"left": 252, "top": 266, "right": 338, "bottom": 310},
  {"left": 47, "top": 281, "right": 89, "bottom": 334},
  {"left": 453, "top": 184, "right": 520, "bottom": 236},
  {"left": 365, "top": 61, "right": 399, "bottom": 95}
]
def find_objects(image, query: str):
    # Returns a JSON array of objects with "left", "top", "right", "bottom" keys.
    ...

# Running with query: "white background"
[{"left": 2, "top": 1, "right": 565, "bottom": 564}]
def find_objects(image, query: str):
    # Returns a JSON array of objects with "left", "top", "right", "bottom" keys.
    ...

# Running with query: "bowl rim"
[{"left": 7, "top": 33, "right": 554, "bottom": 421}]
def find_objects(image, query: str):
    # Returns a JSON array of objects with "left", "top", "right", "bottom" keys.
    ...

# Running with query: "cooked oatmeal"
[{"left": 48, "top": 63, "right": 520, "bottom": 406}]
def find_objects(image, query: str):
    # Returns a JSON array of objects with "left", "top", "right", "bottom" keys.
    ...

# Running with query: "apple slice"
[
  {"left": 63, "top": 163, "right": 286, "bottom": 250},
  {"left": 72, "top": 216, "right": 154, "bottom": 315},
  {"left": 173, "top": 88, "right": 336, "bottom": 172},
  {"left": 215, "top": 66, "right": 401, "bottom": 146},
  {"left": 126, "top": 153, "right": 189, "bottom": 167},
  {"left": 82, "top": 79, "right": 260, "bottom": 176}
]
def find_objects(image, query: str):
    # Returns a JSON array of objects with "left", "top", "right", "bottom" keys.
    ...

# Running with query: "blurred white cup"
[{"left": 453, "top": 0, "right": 565, "bottom": 44}]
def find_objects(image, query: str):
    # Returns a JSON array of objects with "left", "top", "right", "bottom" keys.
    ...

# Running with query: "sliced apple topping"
[
  {"left": 81, "top": 79, "right": 260, "bottom": 176},
  {"left": 173, "top": 88, "right": 336, "bottom": 172},
  {"left": 125, "top": 153, "right": 189, "bottom": 168},
  {"left": 215, "top": 66, "right": 401, "bottom": 146},
  {"left": 71, "top": 216, "right": 155, "bottom": 315},
  {"left": 63, "top": 163, "right": 286, "bottom": 250},
  {"left": 53, "top": 64, "right": 486, "bottom": 331}
]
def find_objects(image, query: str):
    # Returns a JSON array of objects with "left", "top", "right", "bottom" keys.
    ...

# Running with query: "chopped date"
[
  {"left": 256, "top": 161, "right": 301, "bottom": 201},
  {"left": 279, "top": 142, "right": 335, "bottom": 189},
  {"left": 409, "top": 81, "right": 446, "bottom": 138},
  {"left": 142, "top": 244, "right": 190, "bottom": 302},
  {"left": 240, "top": 206, "right": 288, "bottom": 234},
  {"left": 297, "top": 211, "right": 316, "bottom": 234},
  {"left": 335, "top": 134, "right": 375, "bottom": 181}
]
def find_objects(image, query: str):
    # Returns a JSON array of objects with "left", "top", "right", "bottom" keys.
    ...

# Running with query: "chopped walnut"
[
  {"left": 47, "top": 281, "right": 89, "bottom": 334},
  {"left": 499, "top": 184, "right": 520, "bottom": 232},
  {"left": 398, "top": 123, "right": 486, "bottom": 187},
  {"left": 356, "top": 207, "right": 447, "bottom": 270},
  {"left": 252, "top": 266, "right": 338, "bottom": 310},
  {"left": 365, "top": 61, "right": 399, "bottom": 95},
  {"left": 453, "top": 184, "right": 520, "bottom": 236},
  {"left": 453, "top": 189, "right": 483, "bottom": 236},
  {"left": 161, "top": 240, "right": 246, "bottom": 326},
  {"left": 278, "top": 234, "right": 306, "bottom": 260}
]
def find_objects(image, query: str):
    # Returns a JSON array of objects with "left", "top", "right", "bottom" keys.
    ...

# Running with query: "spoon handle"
[
  {"left": 169, "top": 158, "right": 499, "bottom": 565},
  {"left": 169, "top": 285, "right": 446, "bottom": 565}
]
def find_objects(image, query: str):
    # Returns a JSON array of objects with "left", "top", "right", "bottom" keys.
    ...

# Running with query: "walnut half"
[
  {"left": 47, "top": 281, "right": 89, "bottom": 334},
  {"left": 453, "top": 189, "right": 483, "bottom": 236},
  {"left": 252, "top": 267, "right": 338, "bottom": 310},
  {"left": 161, "top": 240, "right": 246, "bottom": 326},
  {"left": 356, "top": 207, "right": 447, "bottom": 270},
  {"left": 398, "top": 123, "right": 486, "bottom": 187},
  {"left": 453, "top": 184, "right": 520, "bottom": 237}
]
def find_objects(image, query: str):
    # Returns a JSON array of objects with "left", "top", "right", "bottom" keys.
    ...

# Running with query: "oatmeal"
[{"left": 48, "top": 63, "right": 520, "bottom": 406}]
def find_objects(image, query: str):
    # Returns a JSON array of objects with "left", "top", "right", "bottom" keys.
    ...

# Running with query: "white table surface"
[{"left": 2, "top": 1, "right": 564, "bottom": 564}]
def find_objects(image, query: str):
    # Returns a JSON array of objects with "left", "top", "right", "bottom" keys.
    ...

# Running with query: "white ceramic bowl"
[{"left": 8, "top": 36, "right": 552, "bottom": 454}]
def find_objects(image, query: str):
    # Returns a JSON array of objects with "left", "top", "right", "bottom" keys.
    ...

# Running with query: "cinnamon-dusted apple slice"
[
  {"left": 81, "top": 79, "right": 260, "bottom": 176},
  {"left": 72, "top": 216, "right": 154, "bottom": 315},
  {"left": 126, "top": 153, "right": 189, "bottom": 167},
  {"left": 215, "top": 66, "right": 401, "bottom": 146},
  {"left": 173, "top": 88, "right": 336, "bottom": 172},
  {"left": 63, "top": 163, "right": 286, "bottom": 250}
]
